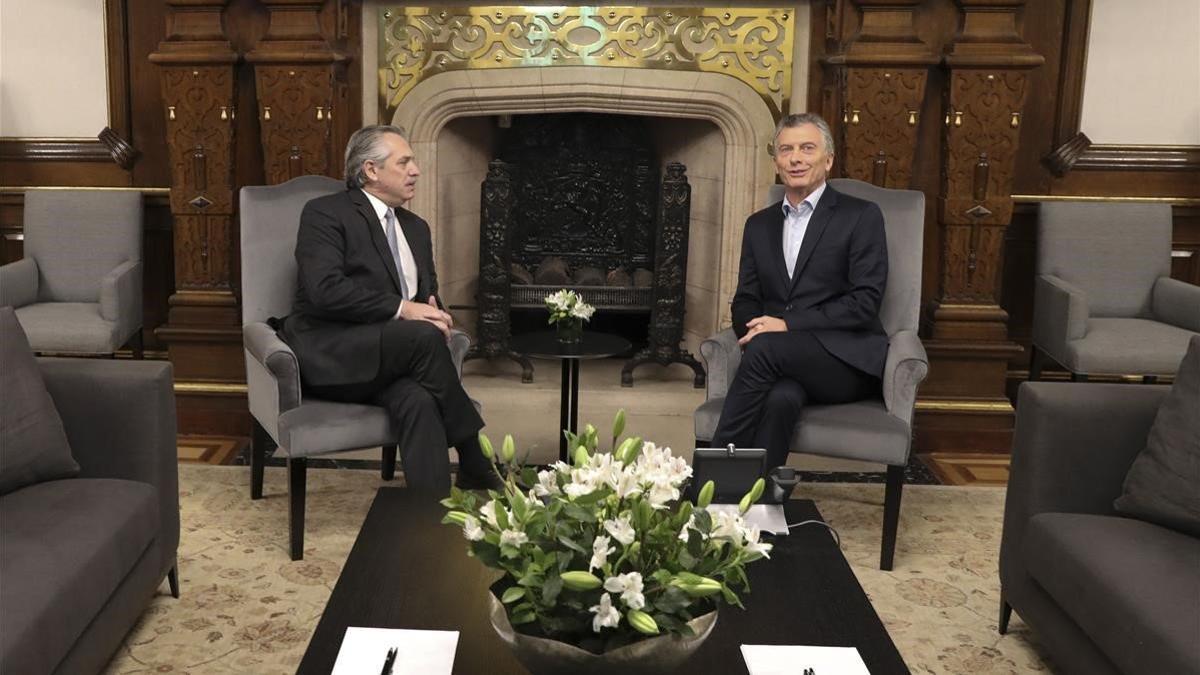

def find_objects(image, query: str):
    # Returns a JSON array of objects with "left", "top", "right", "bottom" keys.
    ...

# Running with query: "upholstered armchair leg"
[
  {"left": 288, "top": 457, "right": 307, "bottom": 561},
  {"left": 1070, "top": 372, "right": 1088, "bottom": 382},
  {"left": 880, "top": 464, "right": 905, "bottom": 571},
  {"left": 1028, "top": 345, "right": 1044, "bottom": 381},
  {"left": 167, "top": 564, "right": 180, "bottom": 599},
  {"left": 250, "top": 421, "right": 268, "bottom": 500},
  {"left": 381, "top": 445, "right": 398, "bottom": 481},
  {"left": 999, "top": 595, "right": 1012, "bottom": 634}
]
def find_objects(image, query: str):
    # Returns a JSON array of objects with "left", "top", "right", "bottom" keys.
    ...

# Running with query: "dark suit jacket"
[
  {"left": 279, "top": 188, "right": 439, "bottom": 387},
  {"left": 731, "top": 185, "right": 889, "bottom": 377}
]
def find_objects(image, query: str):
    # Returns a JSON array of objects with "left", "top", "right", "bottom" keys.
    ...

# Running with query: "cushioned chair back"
[
  {"left": 769, "top": 180, "right": 924, "bottom": 335},
  {"left": 239, "top": 176, "right": 344, "bottom": 325},
  {"left": 1037, "top": 201, "right": 1171, "bottom": 318},
  {"left": 23, "top": 190, "right": 143, "bottom": 303}
]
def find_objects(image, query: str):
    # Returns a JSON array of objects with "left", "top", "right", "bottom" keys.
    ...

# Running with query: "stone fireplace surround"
[{"left": 392, "top": 66, "right": 777, "bottom": 354}]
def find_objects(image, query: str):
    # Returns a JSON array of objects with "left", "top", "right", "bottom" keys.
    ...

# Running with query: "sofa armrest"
[
  {"left": 1000, "top": 382, "right": 1168, "bottom": 589},
  {"left": 1032, "top": 274, "right": 1089, "bottom": 364},
  {"left": 1152, "top": 276, "right": 1200, "bottom": 333},
  {"left": 99, "top": 260, "right": 143, "bottom": 342},
  {"left": 36, "top": 358, "right": 179, "bottom": 572},
  {"left": 0, "top": 258, "right": 38, "bottom": 308},
  {"left": 882, "top": 329, "right": 928, "bottom": 425},
  {"left": 244, "top": 322, "right": 302, "bottom": 440},
  {"left": 699, "top": 327, "right": 741, "bottom": 402},
  {"left": 449, "top": 328, "right": 471, "bottom": 378}
]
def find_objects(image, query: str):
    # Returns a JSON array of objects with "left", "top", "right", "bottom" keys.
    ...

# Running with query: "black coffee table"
[
  {"left": 509, "top": 330, "right": 631, "bottom": 462},
  {"left": 296, "top": 488, "right": 908, "bottom": 675}
]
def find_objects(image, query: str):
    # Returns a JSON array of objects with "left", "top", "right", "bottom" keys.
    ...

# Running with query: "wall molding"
[{"left": 1043, "top": 131, "right": 1200, "bottom": 174}]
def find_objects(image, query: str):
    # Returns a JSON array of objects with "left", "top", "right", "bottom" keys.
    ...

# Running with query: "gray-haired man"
[{"left": 277, "top": 125, "right": 498, "bottom": 491}]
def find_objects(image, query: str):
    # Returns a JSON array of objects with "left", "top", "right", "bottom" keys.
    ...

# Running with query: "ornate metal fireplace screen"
[{"left": 466, "top": 114, "right": 705, "bottom": 387}]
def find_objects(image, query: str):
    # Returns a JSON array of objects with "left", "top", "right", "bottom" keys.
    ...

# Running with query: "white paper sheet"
[
  {"left": 741, "top": 644, "right": 870, "bottom": 675},
  {"left": 707, "top": 503, "right": 791, "bottom": 535},
  {"left": 331, "top": 626, "right": 459, "bottom": 675}
]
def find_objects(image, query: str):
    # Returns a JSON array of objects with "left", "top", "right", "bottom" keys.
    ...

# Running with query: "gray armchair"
[
  {"left": 694, "top": 178, "right": 929, "bottom": 570},
  {"left": 0, "top": 190, "right": 144, "bottom": 356},
  {"left": 1031, "top": 201, "right": 1199, "bottom": 380},
  {"left": 239, "top": 176, "right": 472, "bottom": 560}
]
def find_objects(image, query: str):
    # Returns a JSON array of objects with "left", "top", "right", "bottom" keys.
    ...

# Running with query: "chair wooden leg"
[
  {"left": 1028, "top": 345, "right": 1044, "bottom": 381},
  {"left": 167, "top": 564, "right": 180, "bottom": 599},
  {"left": 381, "top": 445, "right": 398, "bottom": 481},
  {"left": 288, "top": 457, "right": 307, "bottom": 561},
  {"left": 999, "top": 594, "right": 1012, "bottom": 634},
  {"left": 250, "top": 420, "right": 268, "bottom": 500},
  {"left": 880, "top": 464, "right": 905, "bottom": 571},
  {"left": 130, "top": 330, "right": 145, "bottom": 360},
  {"left": 1143, "top": 375, "right": 1158, "bottom": 384},
  {"left": 1070, "top": 372, "right": 1088, "bottom": 382}
]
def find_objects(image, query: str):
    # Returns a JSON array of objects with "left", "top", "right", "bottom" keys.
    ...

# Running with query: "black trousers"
[
  {"left": 303, "top": 320, "right": 486, "bottom": 489},
  {"left": 712, "top": 330, "right": 880, "bottom": 470}
]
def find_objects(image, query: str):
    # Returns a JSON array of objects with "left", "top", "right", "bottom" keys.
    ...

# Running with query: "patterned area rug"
[{"left": 103, "top": 465, "right": 1056, "bottom": 674}]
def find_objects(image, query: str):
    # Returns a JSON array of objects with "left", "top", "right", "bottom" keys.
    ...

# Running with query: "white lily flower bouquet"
[
  {"left": 545, "top": 289, "right": 596, "bottom": 324},
  {"left": 442, "top": 410, "right": 772, "bottom": 654}
]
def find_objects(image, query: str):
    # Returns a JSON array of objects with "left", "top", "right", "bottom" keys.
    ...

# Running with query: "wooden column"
[
  {"left": 825, "top": 0, "right": 937, "bottom": 187},
  {"left": 918, "top": 0, "right": 1044, "bottom": 451},
  {"left": 245, "top": 0, "right": 347, "bottom": 184},
  {"left": 149, "top": 0, "right": 246, "bottom": 435}
]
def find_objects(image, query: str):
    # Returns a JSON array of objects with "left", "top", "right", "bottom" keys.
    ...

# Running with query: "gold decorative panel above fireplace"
[{"left": 378, "top": 6, "right": 794, "bottom": 122}]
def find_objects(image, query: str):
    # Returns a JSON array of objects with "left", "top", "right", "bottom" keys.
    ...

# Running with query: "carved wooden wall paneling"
[
  {"left": 254, "top": 65, "right": 336, "bottom": 183},
  {"left": 160, "top": 65, "right": 237, "bottom": 289},
  {"left": 840, "top": 67, "right": 927, "bottom": 187}
]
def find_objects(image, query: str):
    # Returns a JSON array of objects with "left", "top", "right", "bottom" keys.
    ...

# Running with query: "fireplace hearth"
[{"left": 465, "top": 114, "right": 705, "bottom": 387}]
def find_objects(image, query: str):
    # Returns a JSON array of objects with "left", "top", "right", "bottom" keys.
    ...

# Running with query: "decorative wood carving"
[
  {"left": 824, "top": 0, "right": 935, "bottom": 187},
  {"left": 246, "top": 0, "right": 346, "bottom": 184},
  {"left": 840, "top": 68, "right": 927, "bottom": 187},
  {"left": 254, "top": 66, "right": 335, "bottom": 183},
  {"left": 1042, "top": 131, "right": 1091, "bottom": 177},
  {"left": 97, "top": 127, "right": 139, "bottom": 170},
  {"left": 941, "top": 70, "right": 1028, "bottom": 227}
]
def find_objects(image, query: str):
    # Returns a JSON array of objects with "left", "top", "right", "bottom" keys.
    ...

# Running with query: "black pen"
[{"left": 380, "top": 646, "right": 397, "bottom": 675}]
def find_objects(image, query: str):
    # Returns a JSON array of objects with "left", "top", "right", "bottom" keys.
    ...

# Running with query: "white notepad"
[
  {"left": 707, "top": 503, "right": 791, "bottom": 534},
  {"left": 331, "top": 626, "right": 458, "bottom": 675},
  {"left": 741, "top": 644, "right": 870, "bottom": 675}
]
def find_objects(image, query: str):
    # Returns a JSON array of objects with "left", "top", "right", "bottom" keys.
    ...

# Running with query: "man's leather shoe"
[{"left": 454, "top": 469, "right": 504, "bottom": 492}]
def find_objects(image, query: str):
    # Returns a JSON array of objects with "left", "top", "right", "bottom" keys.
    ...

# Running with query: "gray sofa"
[
  {"left": 0, "top": 355, "right": 179, "bottom": 674},
  {"left": 999, "top": 381, "right": 1200, "bottom": 674}
]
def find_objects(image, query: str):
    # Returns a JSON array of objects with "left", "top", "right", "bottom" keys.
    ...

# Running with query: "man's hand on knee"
[
  {"left": 399, "top": 296, "right": 454, "bottom": 340},
  {"left": 738, "top": 315, "right": 787, "bottom": 346}
]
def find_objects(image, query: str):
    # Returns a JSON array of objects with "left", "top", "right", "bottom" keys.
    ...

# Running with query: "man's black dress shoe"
[{"left": 454, "top": 469, "right": 504, "bottom": 492}]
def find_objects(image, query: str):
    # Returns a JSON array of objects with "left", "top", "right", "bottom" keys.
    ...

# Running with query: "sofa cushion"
[
  {"left": 1114, "top": 334, "right": 1200, "bottom": 536},
  {"left": 1023, "top": 512, "right": 1200, "bottom": 675},
  {"left": 0, "top": 478, "right": 159, "bottom": 674},
  {"left": 0, "top": 306, "right": 78, "bottom": 495}
]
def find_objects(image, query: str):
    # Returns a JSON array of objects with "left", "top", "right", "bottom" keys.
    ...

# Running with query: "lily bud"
[
  {"left": 573, "top": 445, "right": 590, "bottom": 467},
  {"left": 501, "top": 434, "right": 515, "bottom": 464},
  {"left": 627, "top": 609, "right": 660, "bottom": 635},
  {"left": 676, "top": 577, "right": 723, "bottom": 597},
  {"left": 696, "top": 480, "right": 715, "bottom": 509},
  {"left": 611, "top": 409, "right": 626, "bottom": 442},
  {"left": 560, "top": 571, "right": 603, "bottom": 591},
  {"left": 444, "top": 511, "right": 469, "bottom": 526},
  {"left": 739, "top": 477, "right": 766, "bottom": 514},
  {"left": 478, "top": 433, "right": 495, "bottom": 461}
]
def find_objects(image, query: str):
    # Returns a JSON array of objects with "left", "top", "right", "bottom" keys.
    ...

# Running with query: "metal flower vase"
[{"left": 487, "top": 593, "right": 717, "bottom": 675}]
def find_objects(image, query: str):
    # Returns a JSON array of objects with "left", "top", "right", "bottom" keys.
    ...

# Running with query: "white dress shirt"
[
  {"left": 781, "top": 182, "right": 827, "bottom": 279},
  {"left": 362, "top": 190, "right": 419, "bottom": 319}
]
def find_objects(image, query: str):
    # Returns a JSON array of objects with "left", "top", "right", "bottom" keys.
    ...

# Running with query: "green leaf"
[
  {"left": 493, "top": 500, "right": 510, "bottom": 530},
  {"left": 557, "top": 536, "right": 587, "bottom": 554},
  {"left": 510, "top": 611, "right": 536, "bottom": 625},
  {"left": 542, "top": 575, "right": 563, "bottom": 605},
  {"left": 501, "top": 587, "right": 527, "bottom": 603},
  {"left": 652, "top": 586, "right": 692, "bottom": 614}
]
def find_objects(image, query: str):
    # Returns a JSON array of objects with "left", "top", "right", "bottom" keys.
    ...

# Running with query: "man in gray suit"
[{"left": 278, "top": 125, "right": 498, "bottom": 490}]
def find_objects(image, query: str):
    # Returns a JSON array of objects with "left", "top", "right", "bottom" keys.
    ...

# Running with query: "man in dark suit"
[
  {"left": 713, "top": 113, "right": 887, "bottom": 471},
  {"left": 278, "top": 125, "right": 499, "bottom": 491}
]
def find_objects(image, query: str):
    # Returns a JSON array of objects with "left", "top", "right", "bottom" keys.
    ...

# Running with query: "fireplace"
[{"left": 386, "top": 66, "right": 780, "bottom": 385}]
